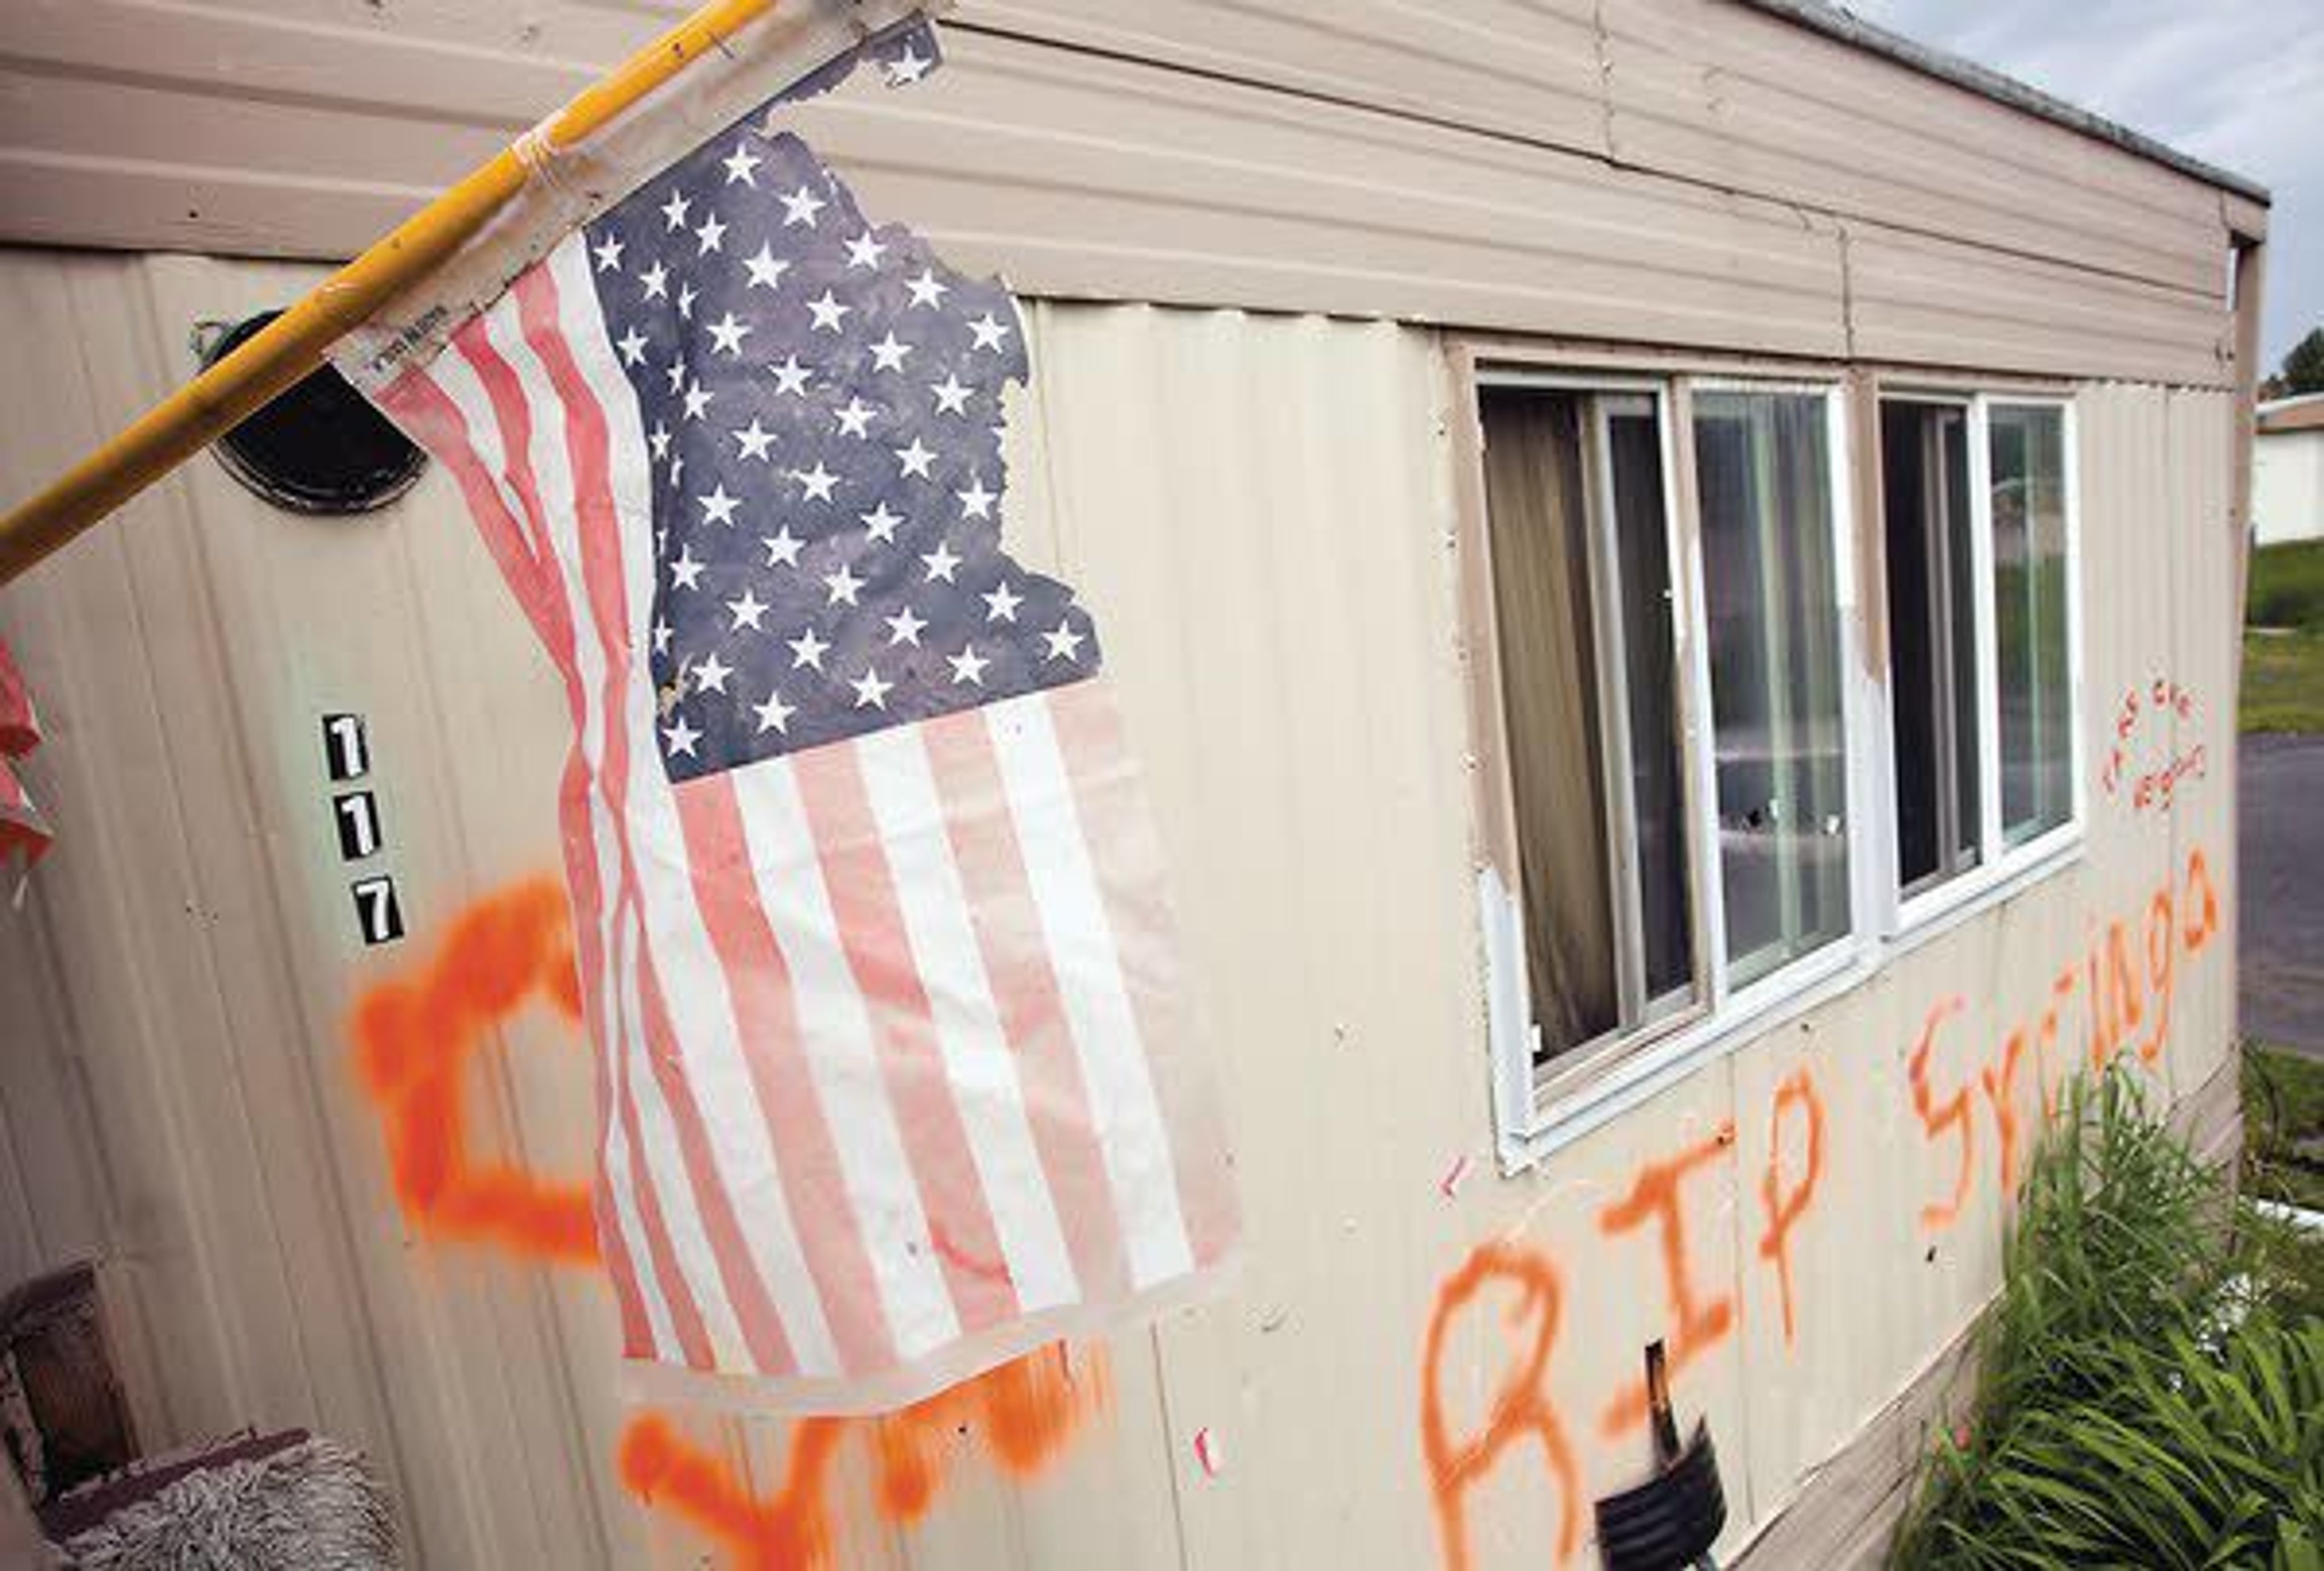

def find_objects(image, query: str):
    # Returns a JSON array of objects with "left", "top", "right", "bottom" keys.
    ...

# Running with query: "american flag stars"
[
  {"left": 733, "top": 418, "right": 777, "bottom": 462},
  {"left": 584, "top": 130, "right": 1098, "bottom": 779},
  {"left": 743, "top": 244, "right": 789, "bottom": 291},
  {"left": 781, "top": 185, "right": 826, "bottom": 228}
]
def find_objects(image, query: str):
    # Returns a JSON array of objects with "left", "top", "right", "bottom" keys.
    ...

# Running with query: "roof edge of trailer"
[{"left": 1744, "top": 0, "right": 2271, "bottom": 206}]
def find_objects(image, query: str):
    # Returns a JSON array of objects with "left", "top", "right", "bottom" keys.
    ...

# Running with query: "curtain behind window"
[{"left": 1479, "top": 390, "right": 1617, "bottom": 1057}]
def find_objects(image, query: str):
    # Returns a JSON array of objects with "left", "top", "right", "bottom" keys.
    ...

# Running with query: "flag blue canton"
[{"left": 583, "top": 126, "right": 1098, "bottom": 781}]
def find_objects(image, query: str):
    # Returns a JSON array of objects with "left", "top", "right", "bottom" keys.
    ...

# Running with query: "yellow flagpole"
[{"left": 0, "top": 0, "right": 786, "bottom": 586}]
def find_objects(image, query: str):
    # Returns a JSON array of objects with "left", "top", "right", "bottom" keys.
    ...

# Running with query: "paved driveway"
[{"left": 2242, "top": 733, "right": 2324, "bottom": 1056}]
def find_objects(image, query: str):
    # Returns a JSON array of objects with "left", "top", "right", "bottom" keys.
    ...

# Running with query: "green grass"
[
  {"left": 2244, "top": 541, "right": 2324, "bottom": 733},
  {"left": 1890, "top": 1069, "right": 2324, "bottom": 1569},
  {"left": 2248, "top": 539, "right": 2324, "bottom": 633},
  {"left": 2244, "top": 629, "right": 2324, "bottom": 733}
]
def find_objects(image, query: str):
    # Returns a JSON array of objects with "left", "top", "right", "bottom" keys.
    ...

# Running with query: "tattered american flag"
[{"left": 352, "top": 27, "right": 1236, "bottom": 1411}]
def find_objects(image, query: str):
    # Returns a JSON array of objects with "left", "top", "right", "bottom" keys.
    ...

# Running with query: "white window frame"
[
  {"left": 1470, "top": 366, "right": 1879, "bottom": 1167},
  {"left": 1472, "top": 369, "right": 1710, "bottom": 1084},
  {"left": 1880, "top": 392, "right": 2084, "bottom": 945}
]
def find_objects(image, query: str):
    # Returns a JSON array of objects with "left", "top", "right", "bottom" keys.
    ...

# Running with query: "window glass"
[
  {"left": 1605, "top": 403, "right": 1694, "bottom": 1005},
  {"left": 1882, "top": 401, "right": 1980, "bottom": 894},
  {"left": 1693, "top": 391, "right": 1850, "bottom": 987},
  {"left": 1479, "top": 386, "right": 1695, "bottom": 1063},
  {"left": 1989, "top": 404, "right": 2072, "bottom": 844}
]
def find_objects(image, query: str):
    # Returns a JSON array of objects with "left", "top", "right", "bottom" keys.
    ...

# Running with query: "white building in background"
[{"left": 2255, "top": 394, "right": 2324, "bottom": 545}]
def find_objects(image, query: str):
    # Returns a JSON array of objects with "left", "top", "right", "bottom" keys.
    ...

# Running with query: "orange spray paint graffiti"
[
  {"left": 1596, "top": 1121, "right": 1736, "bottom": 1438},
  {"left": 2034, "top": 968, "right": 2076, "bottom": 1121},
  {"left": 2184, "top": 848, "right": 2220, "bottom": 954},
  {"left": 2089, "top": 919, "right": 2147, "bottom": 1070},
  {"left": 619, "top": 1346, "right": 1108, "bottom": 1570},
  {"left": 2140, "top": 885, "right": 2178, "bottom": 1064},
  {"left": 350, "top": 877, "right": 599, "bottom": 1263},
  {"left": 1908, "top": 996, "right": 1974, "bottom": 1231},
  {"left": 1411, "top": 845, "right": 2233, "bottom": 1566},
  {"left": 1908, "top": 845, "right": 2227, "bottom": 1222},
  {"left": 1419, "top": 1078, "right": 1823, "bottom": 1568},
  {"left": 1979, "top": 1030, "right": 2031, "bottom": 1195},
  {"left": 2098, "top": 677, "right": 2205, "bottom": 813},
  {"left": 1756, "top": 1071, "right": 1825, "bottom": 1349},
  {"left": 1420, "top": 1241, "right": 1581, "bottom": 1571},
  {"left": 350, "top": 876, "right": 1110, "bottom": 1569}
]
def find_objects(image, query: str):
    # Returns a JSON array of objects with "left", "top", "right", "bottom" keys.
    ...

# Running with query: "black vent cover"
[
  {"left": 1595, "top": 1420, "right": 1727, "bottom": 1570},
  {"left": 200, "top": 311, "right": 425, "bottom": 514}
]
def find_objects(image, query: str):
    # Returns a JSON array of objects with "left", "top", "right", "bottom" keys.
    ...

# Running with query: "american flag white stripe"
[
  {"left": 380, "top": 343, "right": 681, "bottom": 1363},
  {"left": 855, "top": 721, "right": 1082, "bottom": 1314},
  {"left": 1046, "top": 683, "right": 1241, "bottom": 1269},
  {"left": 471, "top": 270, "right": 732, "bottom": 1369},
  {"left": 456, "top": 302, "right": 726, "bottom": 1368},
  {"left": 447, "top": 300, "right": 724, "bottom": 1366},
  {"left": 670, "top": 774, "right": 899, "bottom": 1374},
  {"left": 533, "top": 241, "right": 842, "bottom": 1376},
  {"left": 915, "top": 705, "right": 1132, "bottom": 1308},
  {"left": 449, "top": 277, "right": 732, "bottom": 1372},
  {"left": 453, "top": 284, "right": 717, "bottom": 1363},
  {"left": 791, "top": 741, "right": 1026, "bottom": 1336},
  {"left": 986, "top": 697, "right": 1194, "bottom": 1288},
  {"left": 726, "top": 759, "right": 962, "bottom": 1361}
]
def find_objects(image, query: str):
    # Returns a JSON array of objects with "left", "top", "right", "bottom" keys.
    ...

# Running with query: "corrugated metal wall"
[
  {"left": 0, "top": 1, "right": 2242, "bottom": 387},
  {"left": 0, "top": 235, "right": 2245, "bottom": 1567}
]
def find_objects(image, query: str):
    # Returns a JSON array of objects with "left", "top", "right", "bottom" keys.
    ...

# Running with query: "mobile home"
[{"left": 0, "top": 2, "right": 2267, "bottom": 1566}]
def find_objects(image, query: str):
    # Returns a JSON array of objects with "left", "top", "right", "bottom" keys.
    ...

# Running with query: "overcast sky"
[{"left": 1848, "top": 0, "right": 2320, "bottom": 372}]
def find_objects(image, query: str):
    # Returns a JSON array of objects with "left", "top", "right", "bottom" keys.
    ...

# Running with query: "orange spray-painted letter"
[
  {"left": 1980, "top": 1029, "right": 2030, "bottom": 1196},
  {"left": 1757, "top": 1071, "right": 1825, "bottom": 1350},
  {"left": 1421, "top": 1242, "right": 1580, "bottom": 1570},
  {"left": 1908, "top": 996, "right": 1974, "bottom": 1231},
  {"left": 350, "top": 877, "right": 598, "bottom": 1263},
  {"left": 1598, "top": 1122, "right": 1737, "bottom": 1437}
]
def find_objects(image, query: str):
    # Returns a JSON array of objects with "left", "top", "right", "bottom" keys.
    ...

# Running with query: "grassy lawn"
[
  {"left": 2244, "top": 539, "right": 2324, "bottom": 733},
  {"left": 2244, "top": 628, "right": 2324, "bottom": 732}
]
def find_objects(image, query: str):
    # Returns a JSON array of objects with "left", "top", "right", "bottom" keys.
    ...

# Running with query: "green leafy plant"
[{"left": 1890, "top": 1069, "right": 2324, "bottom": 1569}]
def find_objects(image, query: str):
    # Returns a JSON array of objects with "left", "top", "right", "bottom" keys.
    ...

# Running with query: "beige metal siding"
[
  {"left": 1845, "top": 222, "right": 2232, "bottom": 387},
  {"left": 957, "top": 0, "right": 1614, "bottom": 156},
  {"left": 1597, "top": 0, "right": 2227, "bottom": 294},
  {"left": 0, "top": 1, "right": 2243, "bottom": 386},
  {"left": 0, "top": 244, "right": 2246, "bottom": 1567},
  {"left": 794, "top": 28, "right": 1848, "bottom": 356}
]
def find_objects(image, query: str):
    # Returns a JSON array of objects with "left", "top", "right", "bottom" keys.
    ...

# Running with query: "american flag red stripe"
[
  {"left": 1048, "top": 686, "right": 1242, "bottom": 1267},
  {"left": 378, "top": 313, "right": 696, "bottom": 1366},
  {"left": 919, "top": 710, "right": 1132, "bottom": 1308},
  {"left": 792, "top": 738, "right": 1025, "bottom": 1334},
  {"left": 2, "top": 623, "right": 52, "bottom": 872},
  {"left": 371, "top": 231, "right": 1232, "bottom": 1411},
  {"left": 671, "top": 775, "right": 896, "bottom": 1374}
]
